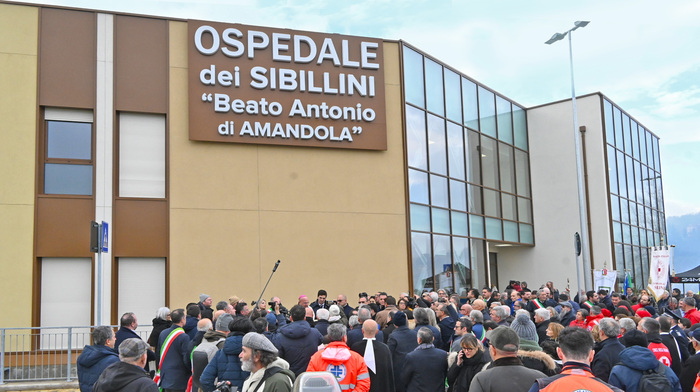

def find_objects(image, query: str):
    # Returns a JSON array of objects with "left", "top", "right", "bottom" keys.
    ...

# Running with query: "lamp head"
[
  {"left": 574, "top": 21, "right": 590, "bottom": 28},
  {"left": 545, "top": 32, "right": 567, "bottom": 45}
]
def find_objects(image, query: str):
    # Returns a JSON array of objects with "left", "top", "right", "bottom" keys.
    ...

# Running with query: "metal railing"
[{"left": 1, "top": 325, "right": 151, "bottom": 384}]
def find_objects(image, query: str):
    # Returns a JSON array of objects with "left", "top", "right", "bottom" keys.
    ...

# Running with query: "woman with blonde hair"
[{"left": 446, "top": 334, "right": 490, "bottom": 392}]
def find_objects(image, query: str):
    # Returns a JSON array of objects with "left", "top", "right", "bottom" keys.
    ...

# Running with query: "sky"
[{"left": 10, "top": 0, "right": 700, "bottom": 218}]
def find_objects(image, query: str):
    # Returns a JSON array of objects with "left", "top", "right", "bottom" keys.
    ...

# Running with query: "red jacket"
[
  {"left": 684, "top": 308, "right": 700, "bottom": 325},
  {"left": 307, "top": 341, "right": 370, "bottom": 392}
]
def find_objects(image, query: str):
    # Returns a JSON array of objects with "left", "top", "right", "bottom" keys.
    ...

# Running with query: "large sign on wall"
[{"left": 188, "top": 21, "right": 387, "bottom": 150}]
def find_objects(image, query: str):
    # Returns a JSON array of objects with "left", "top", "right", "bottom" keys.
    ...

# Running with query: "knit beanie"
[
  {"left": 392, "top": 311, "right": 407, "bottom": 327},
  {"left": 510, "top": 313, "right": 538, "bottom": 342}
]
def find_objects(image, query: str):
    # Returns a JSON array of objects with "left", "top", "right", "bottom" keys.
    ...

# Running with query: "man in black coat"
[
  {"left": 387, "top": 312, "right": 417, "bottom": 392},
  {"left": 114, "top": 312, "right": 155, "bottom": 370},
  {"left": 402, "top": 326, "right": 448, "bottom": 392},
  {"left": 680, "top": 329, "right": 700, "bottom": 392},
  {"left": 591, "top": 318, "right": 625, "bottom": 382},
  {"left": 351, "top": 320, "right": 394, "bottom": 392},
  {"left": 157, "top": 309, "right": 191, "bottom": 392},
  {"left": 273, "top": 304, "right": 323, "bottom": 376}
]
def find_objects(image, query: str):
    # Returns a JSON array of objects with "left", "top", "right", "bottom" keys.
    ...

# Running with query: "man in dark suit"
[
  {"left": 114, "top": 312, "right": 155, "bottom": 370},
  {"left": 401, "top": 327, "right": 447, "bottom": 392},
  {"left": 351, "top": 320, "right": 394, "bottom": 392}
]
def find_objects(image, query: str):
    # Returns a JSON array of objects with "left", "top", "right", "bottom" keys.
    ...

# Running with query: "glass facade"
[
  {"left": 403, "top": 45, "right": 533, "bottom": 296},
  {"left": 604, "top": 98, "right": 666, "bottom": 290}
]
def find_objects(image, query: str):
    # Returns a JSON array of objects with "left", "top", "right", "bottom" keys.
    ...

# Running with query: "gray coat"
[{"left": 469, "top": 356, "right": 546, "bottom": 392}]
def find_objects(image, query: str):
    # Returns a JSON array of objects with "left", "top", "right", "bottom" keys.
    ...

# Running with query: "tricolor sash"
[
  {"left": 533, "top": 299, "right": 545, "bottom": 309},
  {"left": 154, "top": 327, "right": 185, "bottom": 387}
]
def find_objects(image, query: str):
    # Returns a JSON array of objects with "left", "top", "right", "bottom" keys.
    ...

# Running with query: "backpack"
[{"left": 638, "top": 363, "right": 672, "bottom": 392}]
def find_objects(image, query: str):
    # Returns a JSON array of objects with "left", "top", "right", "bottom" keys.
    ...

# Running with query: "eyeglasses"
[{"left": 462, "top": 346, "right": 477, "bottom": 352}]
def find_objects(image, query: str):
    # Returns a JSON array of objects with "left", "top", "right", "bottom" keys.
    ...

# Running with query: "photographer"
[{"left": 267, "top": 297, "right": 289, "bottom": 328}]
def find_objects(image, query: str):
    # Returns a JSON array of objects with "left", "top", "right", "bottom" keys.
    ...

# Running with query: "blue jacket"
[
  {"left": 274, "top": 320, "right": 323, "bottom": 376},
  {"left": 77, "top": 344, "right": 120, "bottom": 392},
  {"left": 608, "top": 345, "right": 681, "bottom": 392},
  {"left": 184, "top": 316, "right": 199, "bottom": 340},
  {"left": 437, "top": 317, "right": 456, "bottom": 350},
  {"left": 402, "top": 344, "right": 448, "bottom": 392},
  {"left": 157, "top": 326, "right": 192, "bottom": 390},
  {"left": 200, "top": 333, "right": 249, "bottom": 392}
]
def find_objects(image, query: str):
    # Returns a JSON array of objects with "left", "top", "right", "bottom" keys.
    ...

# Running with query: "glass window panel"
[
  {"left": 433, "top": 235, "right": 452, "bottom": 292},
  {"left": 410, "top": 204, "right": 431, "bottom": 232},
  {"left": 515, "top": 149, "right": 531, "bottom": 197},
  {"left": 430, "top": 174, "right": 449, "bottom": 208},
  {"left": 519, "top": 223, "right": 534, "bottom": 244},
  {"left": 633, "top": 246, "right": 642, "bottom": 289},
  {"left": 654, "top": 231, "right": 661, "bottom": 246},
  {"left": 496, "top": 96, "right": 513, "bottom": 144},
  {"left": 502, "top": 193, "right": 516, "bottom": 221},
  {"left": 613, "top": 221, "right": 622, "bottom": 243},
  {"left": 411, "top": 232, "right": 432, "bottom": 295},
  {"left": 498, "top": 143, "right": 515, "bottom": 193},
  {"left": 470, "top": 239, "right": 486, "bottom": 290},
  {"left": 478, "top": 87, "right": 497, "bottom": 138},
  {"left": 626, "top": 156, "right": 636, "bottom": 201},
  {"left": 611, "top": 195, "right": 620, "bottom": 221},
  {"left": 406, "top": 105, "right": 427, "bottom": 170},
  {"left": 607, "top": 146, "right": 618, "bottom": 195},
  {"left": 480, "top": 136, "right": 499, "bottom": 189},
  {"left": 632, "top": 121, "right": 641, "bottom": 160},
  {"left": 451, "top": 211, "right": 468, "bottom": 236},
  {"left": 604, "top": 99, "right": 615, "bottom": 145},
  {"left": 468, "top": 184, "right": 482, "bottom": 213},
  {"left": 447, "top": 122, "right": 465, "bottom": 180},
  {"left": 651, "top": 210, "right": 658, "bottom": 232},
  {"left": 466, "top": 130, "right": 481, "bottom": 184},
  {"left": 485, "top": 217, "right": 503, "bottom": 241},
  {"left": 469, "top": 214, "right": 484, "bottom": 238},
  {"left": 513, "top": 105, "right": 528, "bottom": 151},
  {"left": 642, "top": 167, "right": 651, "bottom": 207},
  {"left": 613, "top": 106, "right": 623, "bottom": 149},
  {"left": 623, "top": 114, "right": 632, "bottom": 154},
  {"left": 654, "top": 137, "right": 662, "bottom": 173},
  {"left": 639, "top": 227, "right": 647, "bottom": 247},
  {"left": 656, "top": 177, "right": 664, "bottom": 212},
  {"left": 453, "top": 237, "right": 470, "bottom": 296},
  {"left": 616, "top": 151, "right": 627, "bottom": 199},
  {"left": 622, "top": 223, "right": 631, "bottom": 244},
  {"left": 504, "top": 221, "right": 518, "bottom": 242},
  {"left": 444, "top": 69, "right": 462, "bottom": 123},
  {"left": 428, "top": 114, "right": 447, "bottom": 175},
  {"left": 517, "top": 197, "right": 532, "bottom": 223},
  {"left": 432, "top": 207, "right": 450, "bottom": 234},
  {"left": 624, "top": 245, "right": 634, "bottom": 285},
  {"left": 649, "top": 176, "right": 657, "bottom": 209},
  {"left": 629, "top": 201, "right": 637, "bottom": 226},
  {"left": 640, "top": 247, "right": 649, "bottom": 288},
  {"left": 450, "top": 180, "right": 467, "bottom": 211},
  {"left": 409, "top": 169, "right": 429, "bottom": 204},
  {"left": 635, "top": 161, "right": 644, "bottom": 205},
  {"left": 639, "top": 126, "right": 648, "bottom": 165},
  {"left": 645, "top": 207, "right": 652, "bottom": 229},
  {"left": 403, "top": 47, "right": 425, "bottom": 108},
  {"left": 647, "top": 229, "right": 654, "bottom": 247},
  {"left": 483, "top": 188, "right": 501, "bottom": 218},
  {"left": 620, "top": 198, "right": 629, "bottom": 224},
  {"left": 47, "top": 121, "right": 92, "bottom": 160},
  {"left": 646, "top": 131, "right": 654, "bottom": 169},
  {"left": 44, "top": 163, "right": 93, "bottom": 195},
  {"left": 463, "top": 78, "right": 479, "bottom": 131},
  {"left": 631, "top": 226, "right": 640, "bottom": 246},
  {"left": 425, "top": 59, "right": 444, "bottom": 116},
  {"left": 614, "top": 243, "right": 624, "bottom": 272}
]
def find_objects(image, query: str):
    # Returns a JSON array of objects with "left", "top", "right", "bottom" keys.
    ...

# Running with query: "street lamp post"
[{"left": 546, "top": 21, "right": 591, "bottom": 294}]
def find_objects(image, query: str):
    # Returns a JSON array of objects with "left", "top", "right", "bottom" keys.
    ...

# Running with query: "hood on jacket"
[
  {"left": 518, "top": 349, "right": 556, "bottom": 370},
  {"left": 93, "top": 361, "right": 150, "bottom": 392},
  {"left": 223, "top": 334, "right": 244, "bottom": 356},
  {"left": 77, "top": 344, "right": 118, "bottom": 368},
  {"left": 184, "top": 316, "right": 198, "bottom": 332},
  {"left": 320, "top": 342, "right": 351, "bottom": 365},
  {"left": 618, "top": 345, "right": 660, "bottom": 371},
  {"left": 279, "top": 320, "right": 312, "bottom": 339},
  {"left": 203, "top": 330, "right": 227, "bottom": 342}
]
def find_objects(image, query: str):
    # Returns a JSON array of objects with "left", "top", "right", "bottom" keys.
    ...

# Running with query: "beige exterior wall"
[
  {"left": 169, "top": 21, "right": 408, "bottom": 307},
  {"left": 495, "top": 94, "right": 612, "bottom": 293},
  {"left": 0, "top": 4, "right": 38, "bottom": 327}
]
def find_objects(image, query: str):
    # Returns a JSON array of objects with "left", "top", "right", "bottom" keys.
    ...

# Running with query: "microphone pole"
[{"left": 251, "top": 260, "right": 281, "bottom": 319}]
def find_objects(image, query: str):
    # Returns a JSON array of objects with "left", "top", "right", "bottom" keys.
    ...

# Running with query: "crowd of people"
[{"left": 75, "top": 284, "right": 700, "bottom": 392}]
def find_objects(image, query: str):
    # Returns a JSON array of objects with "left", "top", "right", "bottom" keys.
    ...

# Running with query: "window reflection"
[
  {"left": 425, "top": 59, "right": 444, "bottom": 116},
  {"left": 403, "top": 47, "right": 425, "bottom": 108},
  {"left": 478, "top": 87, "right": 496, "bottom": 137}
]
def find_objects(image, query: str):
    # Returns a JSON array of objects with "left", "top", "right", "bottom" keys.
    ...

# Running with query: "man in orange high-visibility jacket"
[{"left": 307, "top": 324, "right": 370, "bottom": 392}]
